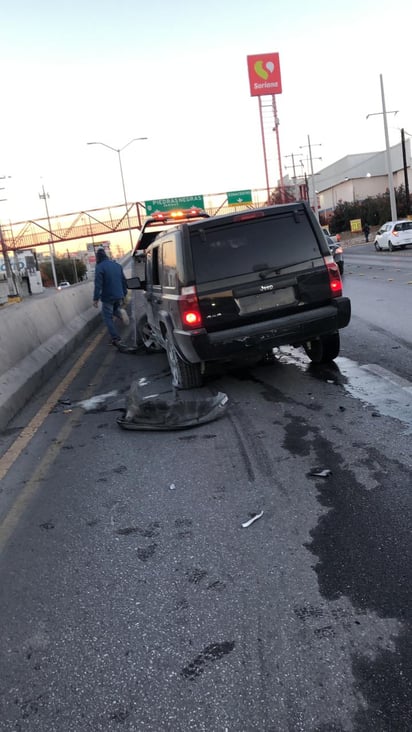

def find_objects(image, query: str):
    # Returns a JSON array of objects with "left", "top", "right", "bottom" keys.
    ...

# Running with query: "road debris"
[
  {"left": 170, "top": 483, "right": 176, "bottom": 490},
  {"left": 75, "top": 391, "right": 119, "bottom": 412},
  {"left": 117, "top": 382, "right": 229, "bottom": 431},
  {"left": 242, "top": 510, "right": 264, "bottom": 528},
  {"left": 309, "top": 469, "right": 332, "bottom": 477}
]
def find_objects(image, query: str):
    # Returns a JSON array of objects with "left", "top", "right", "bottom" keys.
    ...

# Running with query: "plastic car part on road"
[{"left": 117, "top": 389, "right": 228, "bottom": 430}]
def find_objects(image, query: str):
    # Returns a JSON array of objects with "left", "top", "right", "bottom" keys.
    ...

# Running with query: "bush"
[{"left": 329, "top": 186, "right": 411, "bottom": 233}]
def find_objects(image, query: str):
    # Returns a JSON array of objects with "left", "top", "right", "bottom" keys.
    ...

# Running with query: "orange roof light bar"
[{"left": 151, "top": 207, "right": 205, "bottom": 221}]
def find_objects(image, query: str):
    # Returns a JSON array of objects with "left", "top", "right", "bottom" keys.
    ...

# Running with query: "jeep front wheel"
[
  {"left": 303, "top": 332, "right": 340, "bottom": 363},
  {"left": 165, "top": 337, "right": 202, "bottom": 389}
]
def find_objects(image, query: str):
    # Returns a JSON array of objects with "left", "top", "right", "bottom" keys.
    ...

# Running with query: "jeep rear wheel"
[
  {"left": 165, "top": 337, "right": 202, "bottom": 389},
  {"left": 137, "top": 316, "right": 163, "bottom": 353},
  {"left": 303, "top": 332, "right": 340, "bottom": 363}
]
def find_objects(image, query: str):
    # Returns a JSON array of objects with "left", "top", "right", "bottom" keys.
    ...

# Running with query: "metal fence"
[{"left": 2, "top": 188, "right": 274, "bottom": 251}]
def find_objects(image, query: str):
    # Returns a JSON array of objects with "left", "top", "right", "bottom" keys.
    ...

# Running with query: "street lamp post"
[{"left": 87, "top": 138, "right": 147, "bottom": 251}]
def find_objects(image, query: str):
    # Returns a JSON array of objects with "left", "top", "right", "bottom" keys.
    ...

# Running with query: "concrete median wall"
[{"left": 0, "top": 283, "right": 100, "bottom": 431}]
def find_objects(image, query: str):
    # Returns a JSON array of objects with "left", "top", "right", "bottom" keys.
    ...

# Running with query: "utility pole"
[
  {"left": 39, "top": 184, "right": 58, "bottom": 288},
  {"left": 0, "top": 225, "right": 15, "bottom": 293},
  {"left": 67, "top": 248, "right": 79, "bottom": 283},
  {"left": 299, "top": 138, "right": 322, "bottom": 220},
  {"left": 401, "top": 128, "right": 411, "bottom": 216},
  {"left": 285, "top": 152, "right": 301, "bottom": 200},
  {"left": 272, "top": 95, "right": 285, "bottom": 202},
  {"left": 0, "top": 177, "right": 19, "bottom": 297},
  {"left": 366, "top": 75, "right": 398, "bottom": 221}
]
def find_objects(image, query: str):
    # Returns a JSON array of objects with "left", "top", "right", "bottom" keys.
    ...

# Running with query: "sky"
[{"left": 1, "top": 0, "right": 411, "bottom": 225}]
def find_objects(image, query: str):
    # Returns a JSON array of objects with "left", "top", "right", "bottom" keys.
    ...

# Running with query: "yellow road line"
[
  {"left": 0, "top": 413, "right": 80, "bottom": 552},
  {"left": 0, "top": 331, "right": 109, "bottom": 552}
]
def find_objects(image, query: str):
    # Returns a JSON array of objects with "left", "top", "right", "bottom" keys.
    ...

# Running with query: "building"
[{"left": 314, "top": 139, "right": 411, "bottom": 221}]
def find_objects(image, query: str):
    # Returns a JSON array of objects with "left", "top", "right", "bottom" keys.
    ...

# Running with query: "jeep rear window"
[{"left": 190, "top": 212, "right": 321, "bottom": 283}]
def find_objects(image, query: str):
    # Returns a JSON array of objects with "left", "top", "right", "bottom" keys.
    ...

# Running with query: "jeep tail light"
[
  {"left": 392, "top": 229, "right": 399, "bottom": 236},
  {"left": 324, "top": 256, "right": 342, "bottom": 297},
  {"left": 179, "top": 286, "right": 203, "bottom": 329}
]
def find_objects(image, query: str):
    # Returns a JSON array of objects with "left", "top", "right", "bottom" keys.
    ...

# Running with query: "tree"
[
  {"left": 40, "top": 256, "right": 87, "bottom": 286},
  {"left": 267, "top": 185, "right": 297, "bottom": 205}
]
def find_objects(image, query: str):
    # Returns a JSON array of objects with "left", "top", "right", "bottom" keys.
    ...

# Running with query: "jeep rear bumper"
[{"left": 172, "top": 297, "right": 351, "bottom": 363}]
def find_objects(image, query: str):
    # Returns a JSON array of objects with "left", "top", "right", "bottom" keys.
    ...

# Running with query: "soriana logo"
[{"left": 247, "top": 52, "right": 282, "bottom": 97}]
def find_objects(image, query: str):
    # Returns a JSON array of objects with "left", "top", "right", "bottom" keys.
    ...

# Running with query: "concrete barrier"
[
  {"left": 0, "top": 282, "right": 100, "bottom": 430},
  {"left": 0, "top": 281, "right": 9, "bottom": 306}
]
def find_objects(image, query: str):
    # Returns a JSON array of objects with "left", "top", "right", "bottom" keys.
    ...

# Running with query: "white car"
[
  {"left": 322, "top": 226, "right": 341, "bottom": 245},
  {"left": 57, "top": 281, "right": 71, "bottom": 289},
  {"left": 374, "top": 220, "right": 412, "bottom": 251}
]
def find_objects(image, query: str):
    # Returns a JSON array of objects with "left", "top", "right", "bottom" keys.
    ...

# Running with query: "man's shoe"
[
  {"left": 111, "top": 338, "right": 122, "bottom": 348},
  {"left": 118, "top": 308, "right": 129, "bottom": 326}
]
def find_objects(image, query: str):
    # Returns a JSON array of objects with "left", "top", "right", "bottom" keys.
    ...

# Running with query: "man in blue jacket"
[{"left": 93, "top": 247, "right": 128, "bottom": 347}]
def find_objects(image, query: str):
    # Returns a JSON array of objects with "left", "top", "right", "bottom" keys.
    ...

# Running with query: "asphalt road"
[{"left": 0, "top": 249, "right": 411, "bottom": 731}]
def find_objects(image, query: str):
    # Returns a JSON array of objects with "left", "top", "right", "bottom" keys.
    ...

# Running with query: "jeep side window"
[
  {"left": 152, "top": 246, "right": 160, "bottom": 286},
  {"left": 161, "top": 240, "right": 177, "bottom": 289},
  {"left": 145, "top": 248, "right": 152, "bottom": 284}
]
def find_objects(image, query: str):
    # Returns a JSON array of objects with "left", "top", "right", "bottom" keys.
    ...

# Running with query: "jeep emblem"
[{"left": 260, "top": 284, "right": 274, "bottom": 292}]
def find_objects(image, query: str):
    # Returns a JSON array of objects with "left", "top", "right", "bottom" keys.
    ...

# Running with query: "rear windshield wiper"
[
  {"left": 255, "top": 258, "right": 318, "bottom": 279},
  {"left": 259, "top": 267, "right": 281, "bottom": 279}
]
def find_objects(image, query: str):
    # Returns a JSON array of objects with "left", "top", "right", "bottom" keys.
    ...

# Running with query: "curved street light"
[{"left": 87, "top": 138, "right": 148, "bottom": 251}]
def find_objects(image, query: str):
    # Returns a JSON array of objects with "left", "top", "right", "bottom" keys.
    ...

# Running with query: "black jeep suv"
[{"left": 131, "top": 201, "right": 351, "bottom": 388}]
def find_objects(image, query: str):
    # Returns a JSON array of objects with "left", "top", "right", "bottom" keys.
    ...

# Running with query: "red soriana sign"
[{"left": 247, "top": 52, "right": 282, "bottom": 97}]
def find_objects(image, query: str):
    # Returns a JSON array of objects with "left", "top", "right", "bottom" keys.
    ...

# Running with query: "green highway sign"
[
  {"left": 227, "top": 189, "right": 253, "bottom": 206},
  {"left": 144, "top": 195, "right": 205, "bottom": 214}
]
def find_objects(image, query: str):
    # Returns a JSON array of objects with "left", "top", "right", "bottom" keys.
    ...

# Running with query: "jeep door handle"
[{"left": 146, "top": 293, "right": 161, "bottom": 303}]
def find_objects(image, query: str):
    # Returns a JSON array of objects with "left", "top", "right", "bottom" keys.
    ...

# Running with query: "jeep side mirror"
[{"left": 127, "top": 276, "right": 144, "bottom": 290}]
